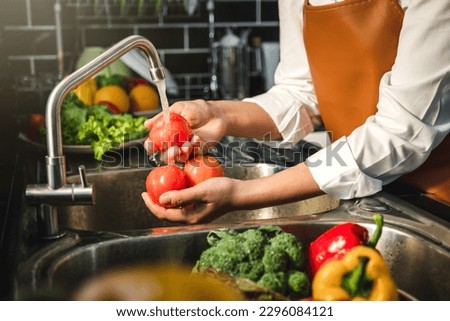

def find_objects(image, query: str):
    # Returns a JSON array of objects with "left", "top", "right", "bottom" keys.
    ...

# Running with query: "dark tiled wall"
[{"left": 1, "top": 0, "right": 279, "bottom": 115}]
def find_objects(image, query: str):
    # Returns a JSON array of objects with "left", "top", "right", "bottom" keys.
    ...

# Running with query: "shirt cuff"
[{"left": 306, "top": 137, "right": 383, "bottom": 199}]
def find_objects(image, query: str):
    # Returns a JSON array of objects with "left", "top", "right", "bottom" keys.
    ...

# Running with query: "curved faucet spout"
[
  {"left": 45, "top": 35, "right": 166, "bottom": 188},
  {"left": 27, "top": 35, "right": 166, "bottom": 239}
]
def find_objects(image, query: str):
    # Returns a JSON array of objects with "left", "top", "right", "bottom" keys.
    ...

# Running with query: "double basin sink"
[{"left": 15, "top": 163, "right": 450, "bottom": 300}]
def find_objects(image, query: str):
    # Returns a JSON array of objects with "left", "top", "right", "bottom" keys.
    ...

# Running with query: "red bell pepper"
[{"left": 308, "top": 214, "right": 384, "bottom": 277}]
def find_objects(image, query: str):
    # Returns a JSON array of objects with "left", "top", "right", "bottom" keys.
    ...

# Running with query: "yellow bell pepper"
[
  {"left": 312, "top": 245, "right": 398, "bottom": 301},
  {"left": 72, "top": 77, "right": 97, "bottom": 106}
]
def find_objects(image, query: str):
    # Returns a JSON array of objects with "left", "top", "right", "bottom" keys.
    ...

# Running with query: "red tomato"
[
  {"left": 25, "top": 113, "right": 45, "bottom": 142},
  {"left": 127, "top": 77, "right": 149, "bottom": 90},
  {"left": 183, "top": 155, "right": 224, "bottom": 187},
  {"left": 145, "top": 165, "right": 187, "bottom": 207},
  {"left": 148, "top": 112, "right": 192, "bottom": 153}
]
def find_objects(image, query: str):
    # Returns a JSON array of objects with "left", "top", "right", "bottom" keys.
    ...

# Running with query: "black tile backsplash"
[
  {"left": 188, "top": 27, "right": 209, "bottom": 48},
  {"left": 7, "top": 60, "right": 30, "bottom": 77},
  {"left": 4, "top": 29, "right": 57, "bottom": 56},
  {"left": 29, "top": 0, "right": 58, "bottom": 25},
  {"left": 261, "top": 1, "right": 279, "bottom": 21},
  {"left": 138, "top": 27, "right": 186, "bottom": 49},
  {"left": 165, "top": 51, "right": 210, "bottom": 74},
  {"left": 248, "top": 26, "right": 279, "bottom": 42},
  {"left": 82, "top": 26, "right": 135, "bottom": 47},
  {"left": 214, "top": 2, "right": 257, "bottom": 22},
  {"left": 1, "top": 0, "right": 279, "bottom": 114}
]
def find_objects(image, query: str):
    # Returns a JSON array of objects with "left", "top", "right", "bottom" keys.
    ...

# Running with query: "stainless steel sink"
[
  {"left": 59, "top": 164, "right": 340, "bottom": 231},
  {"left": 14, "top": 205, "right": 450, "bottom": 300}
]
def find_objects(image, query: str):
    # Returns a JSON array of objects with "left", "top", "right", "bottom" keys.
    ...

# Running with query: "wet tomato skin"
[
  {"left": 149, "top": 112, "right": 192, "bottom": 152},
  {"left": 183, "top": 155, "right": 224, "bottom": 187},
  {"left": 146, "top": 165, "right": 187, "bottom": 207}
]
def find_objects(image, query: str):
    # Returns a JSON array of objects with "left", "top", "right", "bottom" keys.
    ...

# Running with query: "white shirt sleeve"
[
  {"left": 243, "top": 0, "right": 319, "bottom": 145},
  {"left": 307, "top": 0, "right": 450, "bottom": 199},
  {"left": 244, "top": 0, "right": 449, "bottom": 200}
]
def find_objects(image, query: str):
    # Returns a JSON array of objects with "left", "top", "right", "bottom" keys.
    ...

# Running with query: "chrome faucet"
[{"left": 26, "top": 35, "right": 167, "bottom": 239}]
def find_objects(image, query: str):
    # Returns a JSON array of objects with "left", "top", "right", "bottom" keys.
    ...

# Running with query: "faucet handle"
[
  {"left": 78, "top": 165, "right": 88, "bottom": 187},
  {"left": 26, "top": 165, "right": 95, "bottom": 206}
]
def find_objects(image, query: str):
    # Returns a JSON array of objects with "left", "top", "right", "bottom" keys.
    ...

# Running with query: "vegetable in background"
[
  {"left": 93, "top": 85, "right": 130, "bottom": 113},
  {"left": 137, "top": 0, "right": 145, "bottom": 15},
  {"left": 25, "top": 113, "right": 45, "bottom": 142},
  {"left": 72, "top": 77, "right": 97, "bottom": 106},
  {"left": 95, "top": 74, "right": 128, "bottom": 90}
]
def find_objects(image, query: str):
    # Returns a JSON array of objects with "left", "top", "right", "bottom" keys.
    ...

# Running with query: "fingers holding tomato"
[
  {"left": 145, "top": 164, "right": 187, "bottom": 207},
  {"left": 142, "top": 183, "right": 206, "bottom": 224},
  {"left": 147, "top": 112, "right": 193, "bottom": 154},
  {"left": 144, "top": 155, "right": 224, "bottom": 220},
  {"left": 144, "top": 136, "right": 201, "bottom": 164},
  {"left": 145, "top": 156, "right": 223, "bottom": 206},
  {"left": 142, "top": 176, "right": 234, "bottom": 224},
  {"left": 144, "top": 109, "right": 224, "bottom": 219}
]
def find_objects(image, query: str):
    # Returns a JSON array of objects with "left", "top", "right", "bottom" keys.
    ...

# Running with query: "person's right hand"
[{"left": 144, "top": 99, "right": 227, "bottom": 163}]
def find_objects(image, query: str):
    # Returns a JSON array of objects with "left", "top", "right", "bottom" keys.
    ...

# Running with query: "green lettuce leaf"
[{"left": 42, "top": 92, "right": 148, "bottom": 160}]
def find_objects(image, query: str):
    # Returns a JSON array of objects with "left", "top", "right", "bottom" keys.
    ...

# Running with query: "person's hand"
[
  {"left": 141, "top": 176, "right": 239, "bottom": 224},
  {"left": 144, "top": 99, "right": 227, "bottom": 163}
]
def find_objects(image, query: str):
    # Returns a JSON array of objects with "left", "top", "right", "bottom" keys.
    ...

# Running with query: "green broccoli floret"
[
  {"left": 240, "top": 229, "right": 268, "bottom": 260},
  {"left": 206, "top": 228, "right": 239, "bottom": 246},
  {"left": 258, "top": 225, "right": 284, "bottom": 238},
  {"left": 238, "top": 261, "right": 265, "bottom": 282},
  {"left": 194, "top": 225, "right": 310, "bottom": 300},
  {"left": 269, "top": 232, "right": 305, "bottom": 269},
  {"left": 287, "top": 270, "right": 310, "bottom": 298},
  {"left": 257, "top": 272, "right": 287, "bottom": 294},
  {"left": 262, "top": 245, "right": 288, "bottom": 272}
]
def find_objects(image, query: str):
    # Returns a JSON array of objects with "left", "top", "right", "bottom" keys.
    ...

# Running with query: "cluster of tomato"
[{"left": 145, "top": 112, "right": 223, "bottom": 208}]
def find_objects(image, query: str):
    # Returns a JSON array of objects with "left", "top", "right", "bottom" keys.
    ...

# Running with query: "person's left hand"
[{"left": 141, "top": 176, "right": 240, "bottom": 224}]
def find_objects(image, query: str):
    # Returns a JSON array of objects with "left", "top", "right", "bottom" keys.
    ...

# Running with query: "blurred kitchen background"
[{"left": 0, "top": 0, "right": 280, "bottom": 223}]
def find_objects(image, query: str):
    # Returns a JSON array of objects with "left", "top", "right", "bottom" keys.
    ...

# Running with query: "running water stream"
[{"left": 155, "top": 79, "right": 170, "bottom": 125}]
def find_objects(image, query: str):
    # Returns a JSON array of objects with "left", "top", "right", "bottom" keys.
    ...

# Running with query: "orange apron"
[{"left": 303, "top": 0, "right": 450, "bottom": 204}]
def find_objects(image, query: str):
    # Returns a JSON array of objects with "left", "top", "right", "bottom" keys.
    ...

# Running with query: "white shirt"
[{"left": 244, "top": 0, "right": 450, "bottom": 199}]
